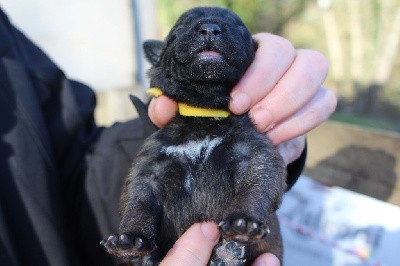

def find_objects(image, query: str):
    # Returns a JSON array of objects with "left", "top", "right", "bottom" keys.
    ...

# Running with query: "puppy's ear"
[{"left": 143, "top": 40, "right": 164, "bottom": 66}]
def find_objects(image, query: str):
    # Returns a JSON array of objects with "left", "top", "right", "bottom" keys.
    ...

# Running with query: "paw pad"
[
  {"left": 100, "top": 233, "right": 153, "bottom": 258},
  {"left": 210, "top": 239, "right": 245, "bottom": 266},
  {"left": 219, "top": 218, "right": 269, "bottom": 243}
]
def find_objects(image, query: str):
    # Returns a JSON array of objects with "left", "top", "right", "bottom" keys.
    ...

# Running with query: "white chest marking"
[{"left": 162, "top": 136, "right": 223, "bottom": 163}]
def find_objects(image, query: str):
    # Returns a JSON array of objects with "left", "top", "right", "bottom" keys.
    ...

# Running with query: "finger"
[
  {"left": 148, "top": 95, "right": 178, "bottom": 128},
  {"left": 252, "top": 253, "right": 281, "bottom": 266},
  {"left": 250, "top": 49, "right": 329, "bottom": 132},
  {"left": 160, "top": 222, "right": 220, "bottom": 266},
  {"left": 267, "top": 87, "right": 337, "bottom": 145},
  {"left": 229, "top": 33, "right": 296, "bottom": 114}
]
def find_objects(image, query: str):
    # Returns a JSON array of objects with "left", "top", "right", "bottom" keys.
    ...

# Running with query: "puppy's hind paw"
[
  {"left": 100, "top": 233, "right": 154, "bottom": 259},
  {"left": 219, "top": 218, "right": 269, "bottom": 243}
]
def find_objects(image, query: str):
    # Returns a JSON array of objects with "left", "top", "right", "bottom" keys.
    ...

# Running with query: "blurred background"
[
  {"left": 1, "top": 0, "right": 399, "bottom": 264},
  {"left": 1, "top": 0, "right": 399, "bottom": 203},
  {"left": 157, "top": 0, "right": 400, "bottom": 133},
  {"left": 1, "top": 0, "right": 399, "bottom": 130}
]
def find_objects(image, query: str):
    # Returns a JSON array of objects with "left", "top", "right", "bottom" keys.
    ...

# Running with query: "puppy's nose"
[{"left": 199, "top": 23, "right": 221, "bottom": 37}]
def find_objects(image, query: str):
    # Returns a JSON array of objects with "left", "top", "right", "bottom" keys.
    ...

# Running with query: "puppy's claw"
[
  {"left": 232, "top": 218, "right": 246, "bottom": 234},
  {"left": 134, "top": 237, "right": 146, "bottom": 250},
  {"left": 119, "top": 234, "right": 133, "bottom": 249},
  {"left": 218, "top": 220, "right": 230, "bottom": 233},
  {"left": 107, "top": 235, "right": 118, "bottom": 246},
  {"left": 247, "top": 221, "right": 262, "bottom": 237}
]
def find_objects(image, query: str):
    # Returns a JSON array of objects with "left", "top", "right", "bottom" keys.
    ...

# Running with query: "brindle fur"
[{"left": 101, "top": 7, "right": 286, "bottom": 265}]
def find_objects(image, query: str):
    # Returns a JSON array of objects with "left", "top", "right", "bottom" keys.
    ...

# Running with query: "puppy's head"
[{"left": 144, "top": 7, "right": 257, "bottom": 107}]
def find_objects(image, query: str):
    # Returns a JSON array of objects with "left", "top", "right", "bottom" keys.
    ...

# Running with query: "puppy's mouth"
[{"left": 198, "top": 50, "right": 224, "bottom": 61}]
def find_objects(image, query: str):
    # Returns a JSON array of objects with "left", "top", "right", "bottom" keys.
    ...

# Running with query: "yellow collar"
[{"left": 147, "top": 87, "right": 230, "bottom": 118}]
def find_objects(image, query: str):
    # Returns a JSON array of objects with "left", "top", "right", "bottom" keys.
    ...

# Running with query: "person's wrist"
[{"left": 277, "top": 135, "right": 306, "bottom": 165}]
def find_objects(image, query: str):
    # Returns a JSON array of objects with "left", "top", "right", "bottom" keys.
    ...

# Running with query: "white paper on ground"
[{"left": 278, "top": 176, "right": 400, "bottom": 266}]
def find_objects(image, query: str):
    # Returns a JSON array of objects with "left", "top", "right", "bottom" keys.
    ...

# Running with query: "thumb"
[
  {"left": 252, "top": 253, "right": 281, "bottom": 266},
  {"left": 160, "top": 222, "right": 220, "bottom": 266},
  {"left": 148, "top": 95, "right": 178, "bottom": 128}
]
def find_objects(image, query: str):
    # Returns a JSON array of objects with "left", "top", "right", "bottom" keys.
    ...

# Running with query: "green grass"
[{"left": 330, "top": 113, "right": 400, "bottom": 133}]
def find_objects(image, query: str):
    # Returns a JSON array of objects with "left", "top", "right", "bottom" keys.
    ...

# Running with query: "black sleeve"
[
  {"left": 85, "top": 119, "right": 148, "bottom": 238},
  {"left": 0, "top": 8, "right": 112, "bottom": 266}
]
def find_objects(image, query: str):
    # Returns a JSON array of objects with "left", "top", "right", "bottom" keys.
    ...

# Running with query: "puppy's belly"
[
  {"left": 158, "top": 179, "right": 233, "bottom": 255},
  {"left": 158, "top": 136, "right": 234, "bottom": 249}
]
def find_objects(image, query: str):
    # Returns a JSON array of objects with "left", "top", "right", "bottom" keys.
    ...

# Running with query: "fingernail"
[
  {"left": 230, "top": 92, "right": 251, "bottom": 114},
  {"left": 250, "top": 107, "right": 273, "bottom": 132},
  {"left": 200, "top": 222, "right": 220, "bottom": 244},
  {"left": 252, "top": 253, "right": 280, "bottom": 266}
]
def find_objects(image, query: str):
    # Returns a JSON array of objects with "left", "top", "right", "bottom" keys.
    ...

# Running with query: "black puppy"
[{"left": 102, "top": 7, "right": 286, "bottom": 265}]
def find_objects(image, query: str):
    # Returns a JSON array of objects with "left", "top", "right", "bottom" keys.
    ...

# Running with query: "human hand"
[
  {"left": 159, "top": 222, "right": 280, "bottom": 266},
  {"left": 228, "top": 33, "right": 336, "bottom": 165},
  {"left": 148, "top": 33, "right": 337, "bottom": 165}
]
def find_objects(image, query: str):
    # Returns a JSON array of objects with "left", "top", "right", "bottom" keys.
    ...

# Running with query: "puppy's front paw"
[
  {"left": 218, "top": 218, "right": 270, "bottom": 243},
  {"left": 100, "top": 233, "right": 154, "bottom": 258}
]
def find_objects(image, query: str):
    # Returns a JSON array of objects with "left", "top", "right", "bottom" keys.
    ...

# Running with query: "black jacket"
[{"left": 0, "top": 8, "right": 305, "bottom": 266}]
